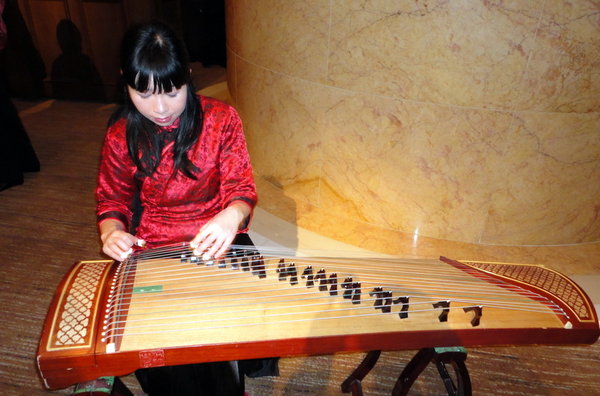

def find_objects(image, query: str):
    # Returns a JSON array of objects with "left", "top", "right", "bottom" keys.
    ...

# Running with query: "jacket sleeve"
[
  {"left": 95, "top": 120, "right": 137, "bottom": 230},
  {"left": 218, "top": 106, "right": 257, "bottom": 230}
]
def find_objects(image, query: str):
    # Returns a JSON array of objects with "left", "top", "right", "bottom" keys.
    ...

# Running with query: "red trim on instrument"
[{"left": 41, "top": 324, "right": 600, "bottom": 390}]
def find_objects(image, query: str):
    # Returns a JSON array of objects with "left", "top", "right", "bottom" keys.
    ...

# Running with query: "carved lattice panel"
[
  {"left": 49, "top": 261, "right": 111, "bottom": 349},
  {"left": 463, "top": 261, "right": 594, "bottom": 321}
]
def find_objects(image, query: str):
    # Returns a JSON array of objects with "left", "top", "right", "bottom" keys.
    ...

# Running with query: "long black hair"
[{"left": 115, "top": 21, "right": 202, "bottom": 179}]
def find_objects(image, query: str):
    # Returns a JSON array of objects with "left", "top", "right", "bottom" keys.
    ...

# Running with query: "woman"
[
  {"left": 96, "top": 21, "right": 276, "bottom": 395},
  {"left": 96, "top": 21, "right": 255, "bottom": 263}
]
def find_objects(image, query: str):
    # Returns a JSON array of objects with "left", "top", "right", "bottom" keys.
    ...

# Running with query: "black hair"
[{"left": 115, "top": 21, "right": 202, "bottom": 179}]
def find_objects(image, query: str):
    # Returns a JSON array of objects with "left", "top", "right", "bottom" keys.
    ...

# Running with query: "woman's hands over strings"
[
  {"left": 191, "top": 202, "right": 250, "bottom": 261},
  {"left": 99, "top": 203, "right": 250, "bottom": 262},
  {"left": 99, "top": 219, "right": 144, "bottom": 262}
]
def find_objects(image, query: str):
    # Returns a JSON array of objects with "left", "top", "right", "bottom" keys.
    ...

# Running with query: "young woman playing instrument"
[{"left": 95, "top": 20, "right": 276, "bottom": 396}]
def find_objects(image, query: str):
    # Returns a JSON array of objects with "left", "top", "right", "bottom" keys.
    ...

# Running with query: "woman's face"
[{"left": 128, "top": 79, "right": 188, "bottom": 127}]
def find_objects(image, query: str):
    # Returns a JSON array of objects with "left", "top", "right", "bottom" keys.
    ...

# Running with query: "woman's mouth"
[{"left": 154, "top": 116, "right": 172, "bottom": 124}]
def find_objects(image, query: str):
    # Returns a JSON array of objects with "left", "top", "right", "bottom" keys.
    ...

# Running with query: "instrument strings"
[
  {"left": 126, "top": 243, "right": 553, "bottom": 303},
  {"left": 102, "top": 243, "right": 565, "bottom": 339}
]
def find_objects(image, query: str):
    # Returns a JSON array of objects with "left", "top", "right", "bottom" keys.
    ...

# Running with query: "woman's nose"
[{"left": 154, "top": 96, "right": 168, "bottom": 114}]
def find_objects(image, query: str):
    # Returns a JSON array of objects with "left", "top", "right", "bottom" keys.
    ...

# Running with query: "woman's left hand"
[{"left": 190, "top": 202, "right": 250, "bottom": 260}]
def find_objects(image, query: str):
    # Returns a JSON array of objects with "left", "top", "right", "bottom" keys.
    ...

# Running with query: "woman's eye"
[
  {"left": 167, "top": 91, "right": 179, "bottom": 98},
  {"left": 138, "top": 92, "right": 152, "bottom": 99}
]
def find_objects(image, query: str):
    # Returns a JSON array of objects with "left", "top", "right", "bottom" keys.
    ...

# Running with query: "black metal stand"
[{"left": 342, "top": 347, "right": 471, "bottom": 396}]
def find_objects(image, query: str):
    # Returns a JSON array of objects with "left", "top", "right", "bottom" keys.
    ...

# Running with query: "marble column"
[{"left": 225, "top": 0, "right": 600, "bottom": 251}]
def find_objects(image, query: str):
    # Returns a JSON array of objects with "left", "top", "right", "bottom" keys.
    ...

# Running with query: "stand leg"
[
  {"left": 392, "top": 347, "right": 471, "bottom": 396},
  {"left": 433, "top": 348, "right": 472, "bottom": 396},
  {"left": 341, "top": 350, "right": 382, "bottom": 395},
  {"left": 71, "top": 377, "right": 133, "bottom": 396},
  {"left": 392, "top": 348, "right": 436, "bottom": 396}
]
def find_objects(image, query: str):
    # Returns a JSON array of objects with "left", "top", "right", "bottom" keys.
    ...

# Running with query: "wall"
[
  {"left": 12, "top": 0, "right": 158, "bottom": 101},
  {"left": 225, "top": 0, "right": 600, "bottom": 247}
]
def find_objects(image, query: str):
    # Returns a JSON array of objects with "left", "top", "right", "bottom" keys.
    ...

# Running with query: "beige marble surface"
[
  {"left": 253, "top": 176, "right": 600, "bottom": 276},
  {"left": 226, "top": 0, "right": 600, "bottom": 246}
]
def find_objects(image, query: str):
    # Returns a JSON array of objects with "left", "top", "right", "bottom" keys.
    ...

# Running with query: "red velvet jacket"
[{"left": 95, "top": 96, "right": 257, "bottom": 245}]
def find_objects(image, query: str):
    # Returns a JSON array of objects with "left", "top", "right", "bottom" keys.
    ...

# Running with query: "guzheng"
[{"left": 37, "top": 243, "right": 599, "bottom": 390}]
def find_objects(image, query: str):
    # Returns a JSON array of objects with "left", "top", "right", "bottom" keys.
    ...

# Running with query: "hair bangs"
[
  {"left": 128, "top": 59, "right": 188, "bottom": 94},
  {"left": 123, "top": 26, "right": 190, "bottom": 94}
]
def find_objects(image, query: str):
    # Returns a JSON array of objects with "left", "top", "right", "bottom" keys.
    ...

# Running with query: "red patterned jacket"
[{"left": 96, "top": 96, "right": 256, "bottom": 246}]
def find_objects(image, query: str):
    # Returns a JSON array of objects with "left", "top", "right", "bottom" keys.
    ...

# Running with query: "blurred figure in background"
[{"left": 0, "top": 0, "right": 40, "bottom": 191}]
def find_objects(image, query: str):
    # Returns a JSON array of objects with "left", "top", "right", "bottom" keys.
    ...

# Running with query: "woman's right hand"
[{"left": 99, "top": 219, "right": 142, "bottom": 261}]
